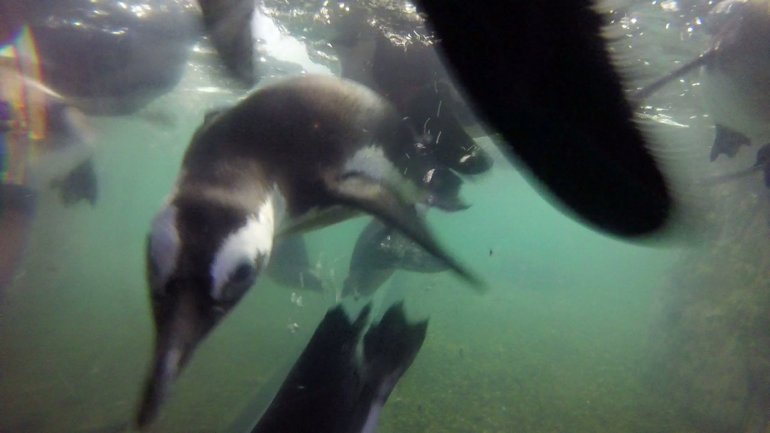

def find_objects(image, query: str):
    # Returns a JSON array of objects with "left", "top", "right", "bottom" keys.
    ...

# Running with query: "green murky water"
[
  {"left": 0, "top": 2, "right": 764, "bottom": 433},
  {"left": 0, "top": 111, "right": 685, "bottom": 432}
]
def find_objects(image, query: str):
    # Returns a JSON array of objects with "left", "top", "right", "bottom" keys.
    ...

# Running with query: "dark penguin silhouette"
[
  {"left": 704, "top": 144, "right": 770, "bottom": 187},
  {"left": 198, "top": 0, "right": 258, "bottom": 86},
  {"left": 1, "top": 0, "right": 199, "bottom": 115},
  {"left": 49, "top": 158, "right": 98, "bottom": 206},
  {"left": 635, "top": 1, "right": 770, "bottom": 167},
  {"left": 137, "top": 75, "right": 479, "bottom": 428},
  {"left": 331, "top": 16, "right": 493, "bottom": 177},
  {"left": 1, "top": 0, "right": 261, "bottom": 113},
  {"left": 711, "top": 125, "right": 751, "bottom": 162},
  {"left": 243, "top": 302, "right": 427, "bottom": 433},
  {"left": 701, "top": 0, "right": 770, "bottom": 162},
  {"left": 416, "top": 0, "right": 671, "bottom": 237}
]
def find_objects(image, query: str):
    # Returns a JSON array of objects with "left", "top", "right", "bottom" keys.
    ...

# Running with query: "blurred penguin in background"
[{"left": 0, "top": 32, "right": 98, "bottom": 293}]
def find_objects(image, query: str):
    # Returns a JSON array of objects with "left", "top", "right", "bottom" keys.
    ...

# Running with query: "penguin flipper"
[
  {"left": 277, "top": 206, "right": 360, "bottom": 237},
  {"left": 349, "top": 303, "right": 428, "bottom": 433},
  {"left": 327, "top": 172, "right": 486, "bottom": 291},
  {"left": 362, "top": 302, "right": 428, "bottom": 388},
  {"left": 49, "top": 158, "right": 98, "bottom": 206},
  {"left": 197, "top": 0, "right": 257, "bottom": 86},
  {"left": 248, "top": 304, "right": 372, "bottom": 433},
  {"left": 711, "top": 124, "right": 751, "bottom": 161}
]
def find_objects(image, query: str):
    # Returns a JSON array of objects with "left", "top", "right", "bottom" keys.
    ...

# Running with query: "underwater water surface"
[{"left": 0, "top": 1, "right": 765, "bottom": 433}]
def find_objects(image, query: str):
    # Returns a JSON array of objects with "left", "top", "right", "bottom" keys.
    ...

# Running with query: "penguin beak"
[{"left": 135, "top": 284, "right": 223, "bottom": 429}]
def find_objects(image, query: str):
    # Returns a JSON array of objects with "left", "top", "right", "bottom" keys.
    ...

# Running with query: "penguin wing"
[
  {"left": 324, "top": 171, "right": 486, "bottom": 291},
  {"left": 277, "top": 205, "right": 360, "bottom": 236},
  {"left": 198, "top": 0, "right": 256, "bottom": 86}
]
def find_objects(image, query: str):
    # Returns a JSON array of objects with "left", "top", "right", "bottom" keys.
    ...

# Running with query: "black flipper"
[
  {"left": 711, "top": 125, "right": 751, "bottom": 161},
  {"left": 198, "top": 0, "right": 257, "bottom": 86},
  {"left": 326, "top": 172, "right": 484, "bottom": 290},
  {"left": 763, "top": 164, "right": 770, "bottom": 189},
  {"left": 757, "top": 144, "right": 770, "bottom": 188},
  {"left": 266, "top": 234, "right": 325, "bottom": 292},
  {"left": 248, "top": 302, "right": 428, "bottom": 433},
  {"left": 701, "top": 144, "right": 770, "bottom": 185},
  {"left": 251, "top": 304, "right": 372, "bottom": 433},
  {"left": 756, "top": 144, "right": 770, "bottom": 167},
  {"left": 416, "top": 0, "right": 671, "bottom": 237},
  {"left": 49, "top": 158, "right": 98, "bottom": 206},
  {"left": 423, "top": 167, "right": 471, "bottom": 212},
  {"left": 350, "top": 302, "right": 428, "bottom": 433}
]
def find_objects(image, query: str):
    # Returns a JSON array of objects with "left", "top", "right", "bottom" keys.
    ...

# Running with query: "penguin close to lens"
[{"left": 137, "top": 75, "right": 480, "bottom": 428}]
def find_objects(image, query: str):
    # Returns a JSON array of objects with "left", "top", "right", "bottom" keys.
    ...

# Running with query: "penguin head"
[{"left": 137, "top": 191, "right": 279, "bottom": 427}]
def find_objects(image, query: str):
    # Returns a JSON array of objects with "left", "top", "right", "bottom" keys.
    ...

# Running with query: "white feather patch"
[
  {"left": 343, "top": 145, "right": 398, "bottom": 183},
  {"left": 210, "top": 195, "right": 277, "bottom": 298},
  {"left": 149, "top": 205, "right": 180, "bottom": 289}
]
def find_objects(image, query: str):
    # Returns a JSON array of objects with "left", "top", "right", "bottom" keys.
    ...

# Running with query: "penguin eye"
[
  {"left": 231, "top": 262, "right": 256, "bottom": 285},
  {"left": 219, "top": 261, "right": 257, "bottom": 303}
]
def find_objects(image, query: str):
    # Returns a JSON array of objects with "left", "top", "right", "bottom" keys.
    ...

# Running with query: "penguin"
[
  {"left": 198, "top": 0, "right": 257, "bottom": 86},
  {"left": 700, "top": 0, "right": 770, "bottom": 161},
  {"left": 634, "top": 0, "right": 770, "bottom": 165},
  {"left": 343, "top": 217, "right": 448, "bottom": 299},
  {"left": 703, "top": 144, "right": 770, "bottom": 187},
  {"left": 137, "top": 74, "right": 479, "bottom": 428},
  {"left": 5, "top": 0, "right": 198, "bottom": 116},
  {"left": 194, "top": 0, "right": 673, "bottom": 238},
  {"left": 230, "top": 301, "right": 427, "bottom": 433},
  {"left": 330, "top": 14, "right": 493, "bottom": 176}
]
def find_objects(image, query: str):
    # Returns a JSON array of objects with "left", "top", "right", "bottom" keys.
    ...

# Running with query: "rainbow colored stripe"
[{"left": 0, "top": 25, "right": 48, "bottom": 186}]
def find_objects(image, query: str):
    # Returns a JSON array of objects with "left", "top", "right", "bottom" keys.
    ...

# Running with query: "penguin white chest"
[{"left": 343, "top": 145, "right": 400, "bottom": 183}]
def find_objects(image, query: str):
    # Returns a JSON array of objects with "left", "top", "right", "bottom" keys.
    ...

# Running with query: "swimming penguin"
[
  {"left": 137, "top": 74, "right": 479, "bottom": 428},
  {"left": 342, "top": 163, "right": 466, "bottom": 298},
  {"left": 330, "top": 14, "right": 493, "bottom": 176},
  {"left": 2, "top": 0, "right": 199, "bottom": 116},
  {"left": 227, "top": 301, "right": 427, "bottom": 433},
  {"left": 635, "top": 0, "right": 770, "bottom": 196},
  {"left": 701, "top": 0, "right": 770, "bottom": 160},
  {"left": 343, "top": 217, "right": 448, "bottom": 299},
  {"left": 635, "top": 0, "right": 770, "bottom": 164},
  {"left": 197, "top": 0, "right": 257, "bottom": 86},
  {"left": 198, "top": 1, "right": 672, "bottom": 238}
]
